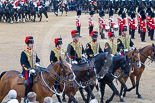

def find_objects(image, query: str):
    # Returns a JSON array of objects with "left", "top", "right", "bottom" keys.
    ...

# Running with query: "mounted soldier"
[
  {"left": 20, "top": 36, "right": 40, "bottom": 103},
  {"left": 86, "top": 31, "right": 103, "bottom": 60},
  {"left": 67, "top": 30, "right": 85, "bottom": 64},
  {"left": 50, "top": 38, "right": 65, "bottom": 64}
]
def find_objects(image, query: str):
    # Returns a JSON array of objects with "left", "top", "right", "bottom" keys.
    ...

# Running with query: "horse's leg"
[
  {"left": 62, "top": 93, "right": 67, "bottom": 102},
  {"left": 22, "top": 13, "right": 25, "bottom": 23},
  {"left": 120, "top": 85, "right": 125, "bottom": 102},
  {"left": 56, "top": 94, "right": 62, "bottom": 103},
  {"left": 44, "top": 12, "right": 48, "bottom": 22},
  {"left": 39, "top": 13, "right": 42, "bottom": 22},
  {"left": 100, "top": 80, "right": 106, "bottom": 103},
  {"left": 33, "top": 14, "right": 36, "bottom": 22},
  {"left": 127, "top": 75, "right": 136, "bottom": 91},
  {"left": 79, "top": 87, "right": 86, "bottom": 101},
  {"left": 136, "top": 74, "right": 143, "bottom": 98},
  {"left": 106, "top": 82, "right": 119, "bottom": 103}
]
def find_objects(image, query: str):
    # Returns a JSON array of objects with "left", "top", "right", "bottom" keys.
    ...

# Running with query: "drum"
[
  {"left": 105, "top": 26, "right": 110, "bottom": 32},
  {"left": 114, "top": 24, "right": 119, "bottom": 31}
]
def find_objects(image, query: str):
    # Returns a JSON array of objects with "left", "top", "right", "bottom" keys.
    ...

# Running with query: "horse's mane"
[
  {"left": 140, "top": 45, "right": 151, "bottom": 53},
  {"left": 93, "top": 52, "right": 108, "bottom": 61}
]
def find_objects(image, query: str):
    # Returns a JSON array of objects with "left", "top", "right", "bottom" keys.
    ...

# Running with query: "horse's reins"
[{"left": 39, "top": 61, "right": 75, "bottom": 96}]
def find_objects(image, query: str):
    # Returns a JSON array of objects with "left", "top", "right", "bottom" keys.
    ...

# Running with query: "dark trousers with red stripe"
[
  {"left": 119, "top": 26, "right": 121, "bottom": 36},
  {"left": 129, "top": 27, "right": 132, "bottom": 35},
  {"left": 24, "top": 70, "right": 33, "bottom": 97}
]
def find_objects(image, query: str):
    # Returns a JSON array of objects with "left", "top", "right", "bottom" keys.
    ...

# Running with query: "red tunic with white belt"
[
  {"left": 76, "top": 17, "right": 81, "bottom": 27},
  {"left": 120, "top": 19, "right": 126, "bottom": 31},
  {"left": 140, "top": 20, "right": 146, "bottom": 32},
  {"left": 131, "top": 19, "right": 136, "bottom": 30},
  {"left": 98, "top": 17, "right": 106, "bottom": 29},
  {"left": 118, "top": 16, "right": 122, "bottom": 26},
  {"left": 150, "top": 18, "right": 155, "bottom": 30},
  {"left": 89, "top": 17, "right": 94, "bottom": 27},
  {"left": 109, "top": 16, "right": 114, "bottom": 28}
]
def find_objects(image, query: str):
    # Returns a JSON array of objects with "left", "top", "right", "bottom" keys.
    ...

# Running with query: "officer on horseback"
[
  {"left": 86, "top": 31, "right": 103, "bottom": 60},
  {"left": 117, "top": 26, "right": 134, "bottom": 55},
  {"left": 50, "top": 37, "right": 65, "bottom": 64},
  {"left": 67, "top": 30, "right": 85, "bottom": 64},
  {"left": 20, "top": 36, "right": 40, "bottom": 103},
  {"left": 104, "top": 32, "right": 120, "bottom": 56}
]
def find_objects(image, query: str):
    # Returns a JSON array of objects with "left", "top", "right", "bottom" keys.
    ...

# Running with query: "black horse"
[
  {"left": 38, "top": 6, "right": 48, "bottom": 22},
  {"left": 56, "top": 52, "right": 112, "bottom": 103},
  {"left": 80, "top": 54, "right": 131, "bottom": 103}
]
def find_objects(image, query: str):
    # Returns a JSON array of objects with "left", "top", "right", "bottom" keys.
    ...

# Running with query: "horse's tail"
[{"left": 0, "top": 71, "right": 6, "bottom": 80}]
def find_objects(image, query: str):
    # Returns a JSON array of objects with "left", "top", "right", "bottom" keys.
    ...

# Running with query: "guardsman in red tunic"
[
  {"left": 149, "top": 13, "right": 155, "bottom": 41},
  {"left": 89, "top": 11, "right": 94, "bottom": 35},
  {"left": 140, "top": 14, "right": 147, "bottom": 42},
  {"left": 98, "top": 10, "right": 106, "bottom": 39},
  {"left": 147, "top": 11, "right": 152, "bottom": 36},
  {"left": 118, "top": 10, "right": 123, "bottom": 36},
  {"left": 109, "top": 9, "right": 114, "bottom": 32},
  {"left": 76, "top": 10, "right": 81, "bottom": 37},
  {"left": 86, "top": 31, "right": 103, "bottom": 60},
  {"left": 120, "top": 13, "right": 126, "bottom": 32},
  {"left": 127, "top": 11, "right": 132, "bottom": 35},
  {"left": 131, "top": 13, "right": 136, "bottom": 39}
]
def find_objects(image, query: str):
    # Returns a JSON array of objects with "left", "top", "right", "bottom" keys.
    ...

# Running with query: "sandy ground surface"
[{"left": 0, "top": 11, "right": 155, "bottom": 103}]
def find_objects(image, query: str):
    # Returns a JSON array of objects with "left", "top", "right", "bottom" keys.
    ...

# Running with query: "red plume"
[
  {"left": 108, "top": 32, "right": 111, "bottom": 38},
  {"left": 54, "top": 38, "right": 58, "bottom": 45},
  {"left": 25, "top": 36, "right": 30, "bottom": 43},
  {"left": 71, "top": 30, "right": 76, "bottom": 37},
  {"left": 90, "top": 31, "right": 95, "bottom": 37}
]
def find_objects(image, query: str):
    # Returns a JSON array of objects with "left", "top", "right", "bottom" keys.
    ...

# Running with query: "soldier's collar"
[
  {"left": 56, "top": 47, "right": 60, "bottom": 50},
  {"left": 73, "top": 40, "right": 78, "bottom": 43},
  {"left": 122, "top": 34, "right": 126, "bottom": 37},
  {"left": 92, "top": 40, "right": 96, "bottom": 43},
  {"left": 27, "top": 47, "right": 32, "bottom": 50}
]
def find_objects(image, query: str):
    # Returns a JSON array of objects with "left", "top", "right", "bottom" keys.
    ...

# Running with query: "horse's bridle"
[
  {"left": 131, "top": 50, "right": 141, "bottom": 67},
  {"left": 59, "top": 61, "right": 74, "bottom": 80}
]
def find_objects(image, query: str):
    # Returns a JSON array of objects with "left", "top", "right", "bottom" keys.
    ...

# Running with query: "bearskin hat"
[
  {"left": 128, "top": 11, "right": 132, "bottom": 16},
  {"left": 141, "top": 14, "right": 146, "bottom": 21},
  {"left": 99, "top": 10, "right": 105, "bottom": 17},
  {"left": 137, "top": 7, "right": 142, "bottom": 13},
  {"left": 77, "top": 10, "right": 81, "bottom": 16},
  {"left": 108, "top": 32, "right": 115, "bottom": 38},
  {"left": 55, "top": 38, "right": 62, "bottom": 45},
  {"left": 89, "top": 10, "right": 94, "bottom": 15},
  {"left": 148, "top": 10, "right": 152, "bottom": 17},
  {"left": 90, "top": 31, "right": 98, "bottom": 38},
  {"left": 140, "top": 10, "right": 145, "bottom": 16},
  {"left": 121, "top": 13, "right": 126, "bottom": 19},
  {"left": 131, "top": 13, "right": 136, "bottom": 19},
  {"left": 151, "top": 13, "right": 155, "bottom": 18},
  {"left": 25, "top": 36, "right": 34, "bottom": 44},
  {"left": 118, "top": 10, "right": 122, "bottom": 15},
  {"left": 109, "top": 9, "right": 113, "bottom": 16},
  {"left": 71, "top": 30, "right": 80, "bottom": 37},
  {"left": 146, "top": 8, "right": 151, "bottom": 13}
]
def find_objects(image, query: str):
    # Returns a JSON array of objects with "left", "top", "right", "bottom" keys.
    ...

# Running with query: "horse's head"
[
  {"left": 57, "top": 57, "right": 75, "bottom": 81},
  {"left": 128, "top": 48, "right": 141, "bottom": 68},
  {"left": 150, "top": 44, "right": 155, "bottom": 61}
]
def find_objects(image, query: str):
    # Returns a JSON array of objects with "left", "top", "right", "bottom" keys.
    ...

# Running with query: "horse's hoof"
[
  {"left": 62, "top": 98, "right": 67, "bottom": 102},
  {"left": 120, "top": 99, "right": 125, "bottom": 102},
  {"left": 138, "top": 95, "right": 143, "bottom": 99}
]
